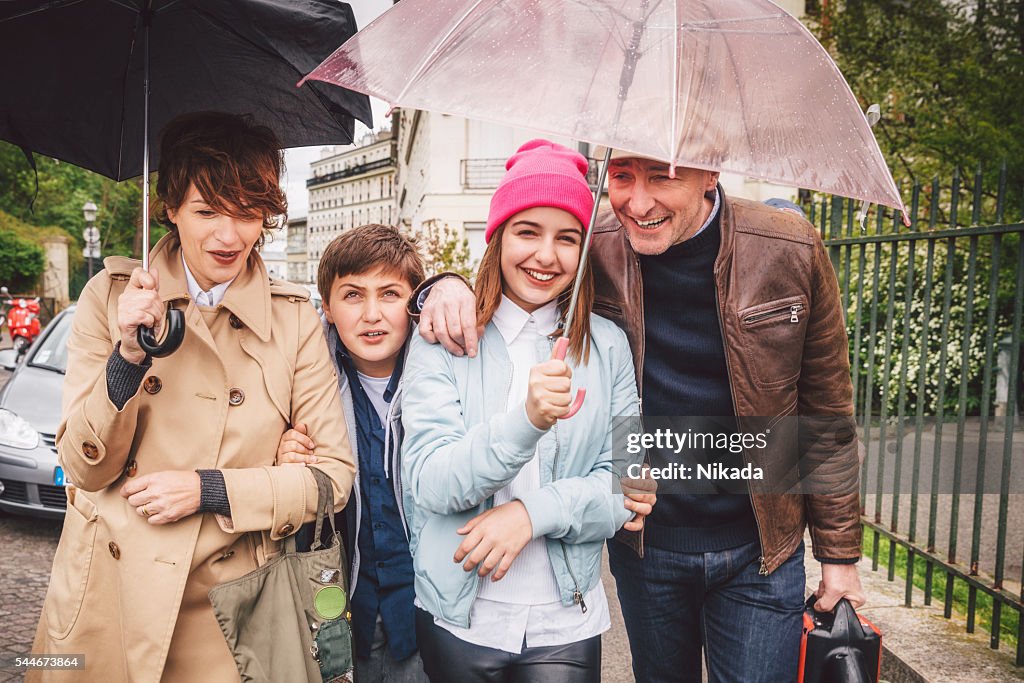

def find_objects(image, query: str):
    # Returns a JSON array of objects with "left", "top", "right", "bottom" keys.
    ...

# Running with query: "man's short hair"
[{"left": 317, "top": 224, "right": 425, "bottom": 304}]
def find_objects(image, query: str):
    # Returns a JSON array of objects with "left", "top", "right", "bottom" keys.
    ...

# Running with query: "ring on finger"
[{"left": 141, "top": 504, "right": 152, "bottom": 517}]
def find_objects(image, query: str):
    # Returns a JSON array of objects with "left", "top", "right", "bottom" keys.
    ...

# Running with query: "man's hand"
[
  {"left": 814, "top": 562, "right": 866, "bottom": 611},
  {"left": 419, "top": 276, "right": 480, "bottom": 357},
  {"left": 277, "top": 423, "right": 318, "bottom": 465},
  {"left": 117, "top": 267, "right": 165, "bottom": 364},
  {"left": 121, "top": 470, "right": 201, "bottom": 525},
  {"left": 454, "top": 501, "right": 534, "bottom": 581},
  {"left": 621, "top": 466, "right": 657, "bottom": 532},
  {"left": 525, "top": 359, "right": 573, "bottom": 429}
]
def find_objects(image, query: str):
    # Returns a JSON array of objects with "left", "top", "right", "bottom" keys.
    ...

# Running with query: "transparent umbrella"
[
  {"left": 302, "top": 0, "right": 906, "bottom": 415},
  {"left": 302, "top": 0, "right": 903, "bottom": 212}
]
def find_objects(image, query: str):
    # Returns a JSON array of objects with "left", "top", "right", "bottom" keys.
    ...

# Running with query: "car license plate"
[{"left": 53, "top": 466, "right": 65, "bottom": 486}]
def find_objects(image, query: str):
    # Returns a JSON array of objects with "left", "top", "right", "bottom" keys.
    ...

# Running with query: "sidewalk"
[{"left": 804, "top": 536, "right": 1021, "bottom": 683}]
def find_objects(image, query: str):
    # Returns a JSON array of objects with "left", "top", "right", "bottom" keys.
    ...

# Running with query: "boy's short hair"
[{"left": 318, "top": 224, "right": 426, "bottom": 303}]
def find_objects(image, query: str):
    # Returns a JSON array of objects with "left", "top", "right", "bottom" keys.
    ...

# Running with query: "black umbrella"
[{"left": 0, "top": 0, "right": 372, "bottom": 355}]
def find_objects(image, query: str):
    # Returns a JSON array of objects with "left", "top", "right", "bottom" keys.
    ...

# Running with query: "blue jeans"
[{"left": 607, "top": 538, "right": 805, "bottom": 683}]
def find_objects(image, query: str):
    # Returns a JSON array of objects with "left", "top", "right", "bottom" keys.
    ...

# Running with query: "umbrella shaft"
[
  {"left": 142, "top": 8, "right": 151, "bottom": 271},
  {"left": 563, "top": 146, "right": 612, "bottom": 335}
]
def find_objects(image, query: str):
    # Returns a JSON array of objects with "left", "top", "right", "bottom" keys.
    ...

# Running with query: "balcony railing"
[{"left": 308, "top": 157, "right": 394, "bottom": 187}]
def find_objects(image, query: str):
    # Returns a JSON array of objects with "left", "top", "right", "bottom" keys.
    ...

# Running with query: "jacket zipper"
[
  {"left": 466, "top": 352, "right": 516, "bottom": 629},
  {"left": 713, "top": 274, "right": 770, "bottom": 577},
  {"left": 551, "top": 412, "right": 588, "bottom": 613},
  {"left": 743, "top": 303, "right": 804, "bottom": 326},
  {"left": 632, "top": 251, "right": 646, "bottom": 559}
]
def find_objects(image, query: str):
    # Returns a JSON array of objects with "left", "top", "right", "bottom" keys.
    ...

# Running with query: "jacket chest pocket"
[{"left": 737, "top": 295, "right": 809, "bottom": 390}]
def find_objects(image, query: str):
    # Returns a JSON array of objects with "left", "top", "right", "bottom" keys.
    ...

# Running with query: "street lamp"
[{"left": 82, "top": 200, "right": 99, "bottom": 279}]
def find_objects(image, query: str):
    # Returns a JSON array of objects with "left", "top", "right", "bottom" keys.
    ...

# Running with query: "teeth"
[
  {"left": 635, "top": 217, "right": 668, "bottom": 228},
  {"left": 525, "top": 269, "right": 556, "bottom": 281},
  {"left": 365, "top": 332, "right": 384, "bottom": 337}
]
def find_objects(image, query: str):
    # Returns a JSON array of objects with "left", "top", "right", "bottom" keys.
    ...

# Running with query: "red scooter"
[{"left": 8, "top": 297, "right": 41, "bottom": 361}]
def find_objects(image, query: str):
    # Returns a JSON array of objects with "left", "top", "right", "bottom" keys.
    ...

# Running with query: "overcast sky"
[{"left": 283, "top": 0, "right": 395, "bottom": 219}]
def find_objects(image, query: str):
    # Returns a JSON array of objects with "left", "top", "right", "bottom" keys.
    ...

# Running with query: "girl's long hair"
[{"left": 475, "top": 222, "right": 594, "bottom": 365}]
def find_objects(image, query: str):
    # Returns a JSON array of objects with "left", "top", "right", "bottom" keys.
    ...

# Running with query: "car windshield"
[{"left": 28, "top": 311, "right": 73, "bottom": 373}]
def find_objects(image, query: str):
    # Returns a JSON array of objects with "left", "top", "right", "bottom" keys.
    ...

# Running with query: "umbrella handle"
[
  {"left": 137, "top": 308, "right": 185, "bottom": 358},
  {"left": 552, "top": 337, "right": 586, "bottom": 419}
]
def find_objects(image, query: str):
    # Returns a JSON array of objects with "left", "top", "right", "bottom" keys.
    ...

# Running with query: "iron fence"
[{"left": 813, "top": 164, "right": 1024, "bottom": 665}]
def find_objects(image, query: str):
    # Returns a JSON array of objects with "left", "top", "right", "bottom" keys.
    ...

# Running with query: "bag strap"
[{"left": 308, "top": 467, "right": 338, "bottom": 551}]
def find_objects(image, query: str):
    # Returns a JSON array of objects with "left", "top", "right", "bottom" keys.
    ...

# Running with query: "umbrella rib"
[
  {"left": 188, "top": 7, "right": 352, "bottom": 125},
  {"left": 572, "top": 1, "right": 631, "bottom": 139},
  {"left": 670, "top": 0, "right": 679, "bottom": 168},
  {"left": 105, "top": 0, "right": 140, "bottom": 13},
  {"left": 188, "top": 5, "right": 370, "bottom": 130},
  {"left": 114, "top": 8, "right": 144, "bottom": 180},
  {"left": 392, "top": 0, "right": 501, "bottom": 106},
  {"left": 0, "top": 0, "right": 88, "bottom": 25}
]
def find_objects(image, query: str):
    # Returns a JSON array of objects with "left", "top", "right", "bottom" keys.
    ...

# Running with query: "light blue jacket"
[{"left": 400, "top": 313, "right": 641, "bottom": 628}]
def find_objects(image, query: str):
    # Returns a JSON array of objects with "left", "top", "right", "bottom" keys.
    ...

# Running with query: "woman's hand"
[
  {"left": 277, "top": 423, "right": 318, "bottom": 465},
  {"left": 121, "top": 471, "right": 201, "bottom": 525},
  {"left": 117, "top": 267, "right": 165, "bottom": 364},
  {"left": 454, "top": 501, "right": 534, "bottom": 581},
  {"left": 525, "top": 359, "right": 573, "bottom": 429}
]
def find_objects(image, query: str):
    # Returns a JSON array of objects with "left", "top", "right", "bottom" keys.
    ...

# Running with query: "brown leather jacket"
[{"left": 593, "top": 193, "right": 862, "bottom": 574}]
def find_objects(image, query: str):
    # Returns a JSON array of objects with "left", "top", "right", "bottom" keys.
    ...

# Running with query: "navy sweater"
[{"left": 639, "top": 208, "right": 758, "bottom": 552}]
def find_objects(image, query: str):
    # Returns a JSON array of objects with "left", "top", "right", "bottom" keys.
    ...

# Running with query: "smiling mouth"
[
  {"left": 633, "top": 216, "right": 669, "bottom": 229},
  {"left": 210, "top": 250, "right": 240, "bottom": 262},
  {"left": 524, "top": 268, "right": 560, "bottom": 282}
]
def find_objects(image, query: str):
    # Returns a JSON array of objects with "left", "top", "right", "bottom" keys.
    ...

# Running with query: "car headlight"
[{"left": 0, "top": 409, "right": 39, "bottom": 449}]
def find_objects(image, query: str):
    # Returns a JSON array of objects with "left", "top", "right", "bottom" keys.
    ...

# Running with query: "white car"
[{"left": 0, "top": 306, "right": 74, "bottom": 519}]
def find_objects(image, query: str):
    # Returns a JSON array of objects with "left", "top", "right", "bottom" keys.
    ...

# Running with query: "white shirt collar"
[
  {"left": 689, "top": 188, "right": 721, "bottom": 240},
  {"left": 493, "top": 294, "right": 560, "bottom": 345},
  {"left": 182, "top": 252, "right": 234, "bottom": 307}
]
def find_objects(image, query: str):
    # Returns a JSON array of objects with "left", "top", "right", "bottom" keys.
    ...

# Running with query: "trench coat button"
[
  {"left": 143, "top": 376, "right": 162, "bottom": 394},
  {"left": 108, "top": 541, "right": 121, "bottom": 560},
  {"left": 229, "top": 314, "right": 243, "bottom": 329},
  {"left": 279, "top": 523, "right": 294, "bottom": 536},
  {"left": 228, "top": 388, "right": 245, "bottom": 406},
  {"left": 125, "top": 460, "right": 138, "bottom": 477},
  {"left": 82, "top": 441, "right": 99, "bottom": 460}
]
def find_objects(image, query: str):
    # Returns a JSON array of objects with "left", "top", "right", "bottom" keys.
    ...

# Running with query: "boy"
[{"left": 278, "top": 224, "right": 428, "bottom": 683}]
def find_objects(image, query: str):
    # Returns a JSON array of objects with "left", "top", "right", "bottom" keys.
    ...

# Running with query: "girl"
[{"left": 401, "top": 139, "right": 648, "bottom": 682}]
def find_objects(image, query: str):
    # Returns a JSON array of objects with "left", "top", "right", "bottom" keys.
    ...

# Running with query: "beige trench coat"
[{"left": 30, "top": 235, "right": 355, "bottom": 682}]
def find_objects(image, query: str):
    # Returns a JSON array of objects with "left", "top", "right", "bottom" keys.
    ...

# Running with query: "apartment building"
[{"left": 306, "top": 129, "right": 397, "bottom": 276}]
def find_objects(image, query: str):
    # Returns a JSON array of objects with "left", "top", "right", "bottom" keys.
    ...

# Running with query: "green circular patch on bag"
[{"left": 314, "top": 585, "right": 346, "bottom": 620}]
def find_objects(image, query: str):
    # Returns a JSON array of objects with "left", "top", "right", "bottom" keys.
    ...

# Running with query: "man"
[{"left": 416, "top": 154, "right": 864, "bottom": 683}]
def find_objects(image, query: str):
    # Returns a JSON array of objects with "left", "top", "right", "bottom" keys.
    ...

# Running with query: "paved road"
[
  {"left": 0, "top": 362, "right": 639, "bottom": 682},
  {"left": 0, "top": 515, "right": 637, "bottom": 682}
]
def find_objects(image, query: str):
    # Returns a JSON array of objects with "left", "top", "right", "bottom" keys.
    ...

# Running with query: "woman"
[
  {"left": 30, "top": 112, "right": 355, "bottom": 682},
  {"left": 401, "top": 139, "right": 651, "bottom": 682}
]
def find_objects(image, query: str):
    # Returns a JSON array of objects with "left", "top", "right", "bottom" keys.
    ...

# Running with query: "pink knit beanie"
[{"left": 485, "top": 139, "right": 594, "bottom": 243}]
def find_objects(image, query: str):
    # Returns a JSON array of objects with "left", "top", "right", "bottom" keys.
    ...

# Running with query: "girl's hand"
[
  {"left": 117, "top": 267, "right": 164, "bottom": 364},
  {"left": 277, "top": 423, "right": 318, "bottom": 465},
  {"left": 454, "top": 501, "right": 534, "bottom": 581},
  {"left": 622, "top": 465, "right": 658, "bottom": 531},
  {"left": 525, "top": 359, "right": 573, "bottom": 429},
  {"left": 121, "top": 470, "right": 201, "bottom": 525}
]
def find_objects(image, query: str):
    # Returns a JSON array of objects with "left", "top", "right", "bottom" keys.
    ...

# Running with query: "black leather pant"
[{"left": 415, "top": 608, "right": 602, "bottom": 683}]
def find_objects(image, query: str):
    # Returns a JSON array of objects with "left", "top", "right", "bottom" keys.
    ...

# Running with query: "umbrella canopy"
[
  {"left": 0, "top": 0, "right": 373, "bottom": 180},
  {"left": 302, "top": 0, "right": 904, "bottom": 213}
]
